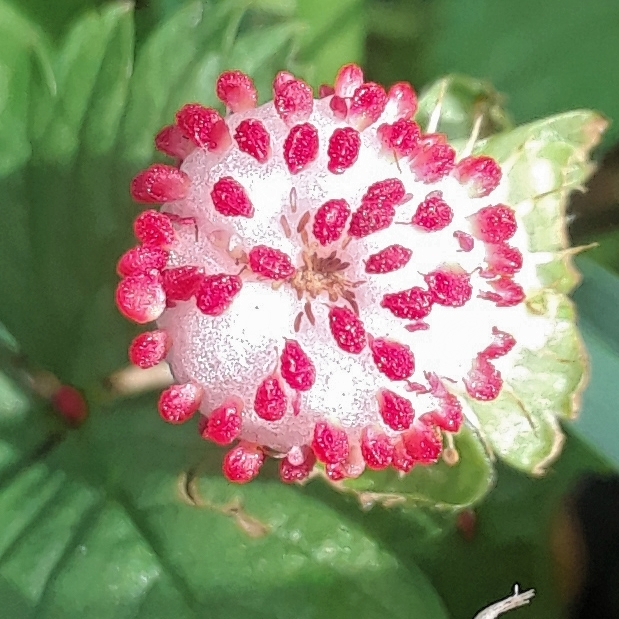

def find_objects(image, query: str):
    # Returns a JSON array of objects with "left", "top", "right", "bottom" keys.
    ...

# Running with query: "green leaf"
[
  {"left": 2, "top": 0, "right": 106, "bottom": 42},
  {"left": 121, "top": 1, "right": 238, "bottom": 165},
  {"left": 0, "top": 1, "right": 54, "bottom": 176},
  {"left": 10, "top": 3, "right": 136, "bottom": 389},
  {"left": 425, "top": 0, "right": 619, "bottom": 151},
  {"left": 336, "top": 427, "right": 494, "bottom": 509},
  {"left": 0, "top": 1, "right": 302, "bottom": 389},
  {"left": 295, "top": 0, "right": 365, "bottom": 87},
  {"left": 0, "top": 390, "right": 448, "bottom": 619},
  {"left": 382, "top": 431, "right": 612, "bottom": 619},
  {"left": 30, "top": 3, "right": 134, "bottom": 160},
  {"left": 572, "top": 257, "right": 619, "bottom": 467}
]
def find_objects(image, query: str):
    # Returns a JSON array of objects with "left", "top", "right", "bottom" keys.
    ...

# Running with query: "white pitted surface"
[{"left": 159, "top": 97, "right": 552, "bottom": 453}]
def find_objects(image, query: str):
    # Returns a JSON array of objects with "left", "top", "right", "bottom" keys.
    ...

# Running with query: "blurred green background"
[{"left": 1, "top": 0, "right": 619, "bottom": 618}]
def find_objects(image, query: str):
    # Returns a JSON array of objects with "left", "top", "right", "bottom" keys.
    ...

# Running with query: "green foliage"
[
  {"left": 572, "top": 258, "right": 619, "bottom": 468},
  {"left": 366, "top": 0, "right": 619, "bottom": 152},
  {"left": 0, "top": 1, "right": 616, "bottom": 617},
  {"left": 0, "top": 1, "right": 304, "bottom": 388},
  {"left": 0, "top": 388, "right": 449, "bottom": 618},
  {"left": 339, "top": 427, "right": 494, "bottom": 510},
  {"left": 426, "top": 0, "right": 619, "bottom": 150}
]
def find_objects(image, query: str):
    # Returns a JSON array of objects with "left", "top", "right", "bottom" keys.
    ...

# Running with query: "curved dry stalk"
[{"left": 473, "top": 586, "right": 535, "bottom": 619}]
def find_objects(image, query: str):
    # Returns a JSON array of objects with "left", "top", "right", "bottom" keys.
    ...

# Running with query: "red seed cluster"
[
  {"left": 392, "top": 440, "right": 415, "bottom": 472},
  {"left": 280, "top": 340, "right": 316, "bottom": 391},
  {"left": 161, "top": 266, "right": 204, "bottom": 303},
  {"left": 385, "top": 82, "right": 417, "bottom": 120},
  {"left": 129, "top": 330, "right": 170, "bottom": 368},
  {"left": 410, "top": 142, "right": 456, "bottom": 183},
  {"left": 471, "top": 205, "right": 517, "bottom": 243},
  {"left": 274, "top": 78, "right": 313, "bottom": 125},
  {"left": 365, "top": 244, "right": 412, "bottom": 274},
  {"left": 312, "top": 199, "right": 351, "bottom": 245},
  {"left": 216, "top": 70, "right": 257, "bottom": 113},
  {"left": 334, "top": 64, "right": 364, "bottom": 98},
  {"left": 273, "top": 71, "right": 294, "bottom": 93},
  {"left": 482, "top": 327, "right": 516, "bottom": 359},
  {"left": 210, "top": 177, "right": 254, "bottom": 218},
  {"left": 464, "top": 356, "right": 503, "bottom": 401},
  {"left": 411, "top": 191, "right": 453, "bottom": 231},
  {"left": 312, "top": 422, "right": 349, "bottom": 464},
  {"left": 117, "top": 245, "right": 169, "bottom": 277},
  {"left": 131, "top": 164, "right": 190, "bottom": 203},
  {"left": 327, "top": 127, "right": 361, "bottom": 174},
  {"left": 453, "top": 155, "right": 502, "bottom": 198},
  {"left": 280, "top": 449, "right": 316, "bottom": 483},
  {"left": 483, "top": 244, "right": 523, "bottom": 277},
  {"left": 381, "top": 287, "right": 433, "bottom": 320},
  {"left": 349, "top": 82, "right": 387, "bottom": 129},
  {"left": 283, "top": 123, "right": 320, "bottom": 174},
  {"left": 479, "top": 277, "right": 525, "bottom": 307},
  {"left": 195, "top": 274, "right": 242, "bottom": 316},
  {"left": 234, "top": 119, "right": 271, "bottom": 163},
  {"left": 134, "top": 211, "right": 176, "bottom": 247},
  {"left": 349, "top": 179, "right": 407, "bottom": 237},
  {"left": 158, "top": 383, "right": 202, "bottom": 424},
  {"left": 115, "top": 273, "right": 166, "bottom": 324},
  {"left": 364, "top": 178, "right": 406, "bottom": 206},
  {"left": 51, "top": 385, "right": 88, "bottom": 427},
  {"left": 248, "top": 245, "right": 296, "bottom": 280},
  {"left": 155, "top": 125, "right": 194, "bottom": 160},
  {"left": 360, "top": 428, "right": 394, "bottom": 470},
  {"left": 349, "top": 200, "right": 395, "bottom": 238},
  {"left": 200, "top": 403, "right": 242, "bottom": 445},
  {"left": 430, "top": 394, "right": 463, "bottom": 433},
  {"left": 328, "top": 306, "right": 367, "bottom": 354},
  {"left": 378, "top": 389, "right": 414, "bottom": 430},
  {"left": 254, "top": 376, "right": 288, "bottom": 421},
  {"left": 176, "top": 104, "right": 230, "bottom": 151},
  {"left": 402, "top": 422, "right": 442, "bottom": 464},
  {"left": 424, "top": 375, "right": 464, "bottom": 432},
  {"left": 424, "top": 267, "right": 473, "bottom": 307},
  {"left": 223, "top": 443, "right": 264, "bottom": 483},
  {"left": 370, "top": 338, "right": 415, "bottom": 381},
  {"left": 377, "top": 119, "right": 420, "bottom": 157}
]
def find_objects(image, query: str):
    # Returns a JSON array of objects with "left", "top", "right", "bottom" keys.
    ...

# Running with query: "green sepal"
[
  {"left": 474, "top": 111, "right": 606, "bottom": 210},
  {"left": 536, "top": 252, "right": 585, "bottom": 295},
  {"left": 416, "top": 90, "right": 605, "bottom": 475},
  {"left": 332, "top": 427, "right": 494, "bottom": 510},
  {"left": 464, "top": 390, "right": 564, "bottom": 476},
  {"left": 415, "top": 74, "right": 513, "bottom": 141}
]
